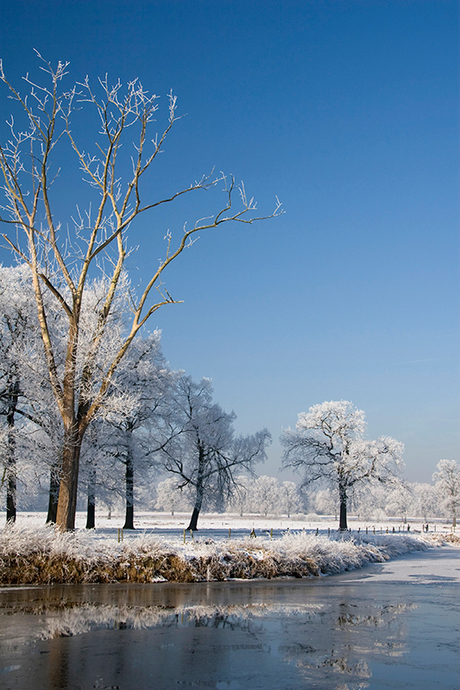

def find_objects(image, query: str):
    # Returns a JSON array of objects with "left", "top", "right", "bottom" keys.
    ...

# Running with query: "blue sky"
[{"left": 1, "top": 0, "right": 458, "bottom": 483}]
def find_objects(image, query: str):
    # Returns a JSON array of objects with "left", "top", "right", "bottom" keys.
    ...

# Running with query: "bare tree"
[
  {"left": 0, "top": 55, "right": 281, "bottom": 529},
  {"left": 281, "top": 400, "right": 404, "bottom": 530},
  {"left": 155, "top": 375, "right": 270, "bottom": 531}
]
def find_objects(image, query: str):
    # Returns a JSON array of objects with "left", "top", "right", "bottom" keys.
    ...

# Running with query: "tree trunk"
[
  {"left": 46, "top": 463, "right": 60, "bottom": 524},
  {"left": 339, "top": 484, "right": 348, "bottom": 531},
  {"left": 86, "top": 466, "right": 96, "bottom": 529},
  {"left": 187, "top": 504, "right": 201, "bottom": 532},
  {"left": 123, "top": 436, "right": 135, "bottom": 530},
  {"left": 186, "top": 445, "right": 205, "bottom": 531},
  {"left": 5, "top": 379, "right": 19, "bottom": 523},
  {"left": 55, "top": 424, "right": 82, "bottom": 531},
  {"left": 6, "top": 462, "right": 16, "bottom": 523}
]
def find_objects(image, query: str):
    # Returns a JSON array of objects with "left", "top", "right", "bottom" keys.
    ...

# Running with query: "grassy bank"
[{"left": 0, "top": 524, "right": 436, "bottom": 585}]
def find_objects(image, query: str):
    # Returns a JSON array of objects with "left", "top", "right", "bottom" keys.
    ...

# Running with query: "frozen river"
[{"left": 0, "top": 546, "right": 458, "bottom": 689}]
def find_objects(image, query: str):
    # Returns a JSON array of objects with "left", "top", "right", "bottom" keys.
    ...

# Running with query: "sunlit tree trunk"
[{"left": 55, "top": 423, "right": 83, "bottom": 531}]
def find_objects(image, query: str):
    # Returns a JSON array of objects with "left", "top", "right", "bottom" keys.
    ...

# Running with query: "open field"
[{"left": 4, "top": 510, "right": 457, "bottom": 539}]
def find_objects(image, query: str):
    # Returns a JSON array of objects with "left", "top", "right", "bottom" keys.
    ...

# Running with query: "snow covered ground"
[
  {"left": 5, "top": 509, "right": 456, "bottom": 541},
  {"left": 1, "top": 511, "right": 456, "bottom": 585}
]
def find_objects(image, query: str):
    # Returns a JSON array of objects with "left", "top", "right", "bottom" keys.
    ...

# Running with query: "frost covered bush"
[{"left": 0, "top": 524, "right": 431, "bottom": 585}]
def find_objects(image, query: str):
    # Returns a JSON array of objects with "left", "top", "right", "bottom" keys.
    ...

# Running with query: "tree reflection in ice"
[{"left": 33, "top": 602, "right": 323, "bottom": 640}]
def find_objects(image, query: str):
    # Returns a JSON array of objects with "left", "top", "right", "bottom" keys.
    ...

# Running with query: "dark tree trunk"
[
  {"left": 6, "top": 465, "right": 16, "bottom": 523},
  {"left": 5, "top": 379, "right": 20, "bottom": 523},
  {"left": 187, "top": 472, "right": 204, "bottom": 531},
  {"left": 86, "top": 495, "right": 95, "bottom": 529},
  {"left": 86, "top": 466, "right": 96, "bottom": 529},
  {"left": 123, "top": 437, "right": 135, "bottom": 530},
  {"left": 187, "top": 504, "right": 201, "bottom": 532},
  {"left": 339, "top": 484, "right": 348, "bottom": 531},
  {"left": 46, "top": 463, "right": 60, "bottom": 524}
]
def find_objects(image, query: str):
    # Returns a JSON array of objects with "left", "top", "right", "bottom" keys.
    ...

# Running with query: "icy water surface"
[{"left": 0, "top": 547, "right": 458, "bottom": 690}]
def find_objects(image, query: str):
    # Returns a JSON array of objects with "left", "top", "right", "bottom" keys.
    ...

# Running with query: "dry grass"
[{"left": 0, "top": 524, "right": 433, "bottom": 585}]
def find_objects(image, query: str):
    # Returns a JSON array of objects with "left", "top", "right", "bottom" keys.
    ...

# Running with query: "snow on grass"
[{"left": 0, "top": 521, "right": 435, "bottom": 585}]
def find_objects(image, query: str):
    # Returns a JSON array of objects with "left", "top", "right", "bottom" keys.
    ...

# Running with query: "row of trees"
[
  {"left": 0, "top": 56, "right": 280, "bottom": 530},
  {"left": 155, "top": 462, "right": 459, "bottom": 526},
  {"left": 0, "top": 267, "right": 455, "bottom": 530},
  {"left": 156, "top": 475, "right": 302, "bottom": 518},
  {"left": 0, "top": 265, "right": 270, "bottom": 531},
  {"left": 0, "top": 264, "right": 455, "bottom": 531}
]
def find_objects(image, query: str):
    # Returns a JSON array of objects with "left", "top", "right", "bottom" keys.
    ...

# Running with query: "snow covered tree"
[
  {"left": 412, "top": 482, "right": 438, "bottom": 522},
  {"left": 0, "top": 56, "right": 281, "bottom": 530},
  {"left": 433, "top": 459, "right": 460, "bottom": 527},
  {"left": 96, "top": 332, "right": 173, "bottom": 529},
  {"left": 154, "top": 375, "right": 270, "bottom": 530},
  {"left": 0, "top": 264, "right": 62, "bottom": 521},
  {"left": 385, "top": 483, "right": 415, "bottom": 523},
  {"left": 155, "top": 477, "right": 192, "bottom": 515},
  {"left": 310, "top": 488, "right": 337, "bottom": 517},
  {"left": 253, "top": 475, "right": 280, "bottom": 516},
  {"left": 227, "top": 474, "right": 252, "bottom": 516},
  {"left": 281, "top": 400, "right": 404, "bottom": 530},
  {"left": 0, "top": 266, "right": 31, "bottom": 521},
  {"left": 280, "top": 481, "right": 302, "bottom": 517}
]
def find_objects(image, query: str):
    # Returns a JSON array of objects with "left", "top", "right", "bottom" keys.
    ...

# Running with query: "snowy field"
[
  {"left": 5, "top": 510, "right": 456, "bottom": 541},
  {"left": 1, "top": 511, "right": 457, "bottom": 586}
]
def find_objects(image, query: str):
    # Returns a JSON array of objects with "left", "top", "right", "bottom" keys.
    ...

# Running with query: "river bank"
[{"left": 0, "top": 522, "right": 449, "bottom": 585}]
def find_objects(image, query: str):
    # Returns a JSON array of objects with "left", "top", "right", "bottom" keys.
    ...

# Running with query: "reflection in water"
[
  {"left": 0, "top": 592, "right": 412, "bottom": 689},
  {"left": 0, "top": 554, "right": 458, "bottom": 690}
]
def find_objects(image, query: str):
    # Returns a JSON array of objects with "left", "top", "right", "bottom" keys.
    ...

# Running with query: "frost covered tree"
[
  {"left": 280, "top": 481, "right": 302, "bottom": 517},
  {"left": 281, "top": 400, "right": 404, "bottom": 530},
  {"left": 154, "top": 375, "right": 270, "bottom": 530},
  {"left": 0, "top": 265, "right": 34, "bottom": 521},
  {"left": 433, "top": 460, "right": 460, "bottom": 527},
  {"left": 0, "top": 264, "right": 132, "bottom": 524},
  {"left": 155, "top": 477, "right": 191, "bottom": 515},
  {"left": 310, "top": 488, "right": 337, "bottom": 517},
  {"left": 385, "top": 483, "right": 415, "bottom": 523},
  {"left": 0, "top": 265, "right": 62, "bottom": 521},
  {"left": 0, "top": 56, "right": 281, "bottom": 530},
  {"left": 96, "top": 332, "right": 173, "bottom": 529},
  {"left": 412, "top": 482, "right": 438, "bottom": 522},
  {"left": 253, "top": 475, "right": 280, "bottom": 516}
]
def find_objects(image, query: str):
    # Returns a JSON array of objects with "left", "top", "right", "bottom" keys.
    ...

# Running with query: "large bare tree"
[{"left": 0, "top": 55, "right": 281, "bottom": 529}]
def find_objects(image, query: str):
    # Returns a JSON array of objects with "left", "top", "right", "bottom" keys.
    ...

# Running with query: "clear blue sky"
[{"left": 1, "top": 0, "right": 458, "bottom": 483}]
